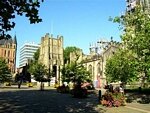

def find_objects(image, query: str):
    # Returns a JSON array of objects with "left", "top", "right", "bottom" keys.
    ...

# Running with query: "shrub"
[
  {"left": 124, "top": 88, "right": 150, "bottom": 94},
  {"left": 72, "top": 84, "right": 88, "bottom": 98},
  {"left": 57, "top": 85, "right": 70, "bottom": 93},
  {"left": 138, "top": 96, "right": 150, "bottom": 104},
  {"left": 101, "top": 92, "right": 126, "bottom": 107}
]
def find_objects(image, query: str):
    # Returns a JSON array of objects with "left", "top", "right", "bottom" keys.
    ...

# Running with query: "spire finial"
[{"left": 14, "top": 32, "right": 17, "bottom": 44}]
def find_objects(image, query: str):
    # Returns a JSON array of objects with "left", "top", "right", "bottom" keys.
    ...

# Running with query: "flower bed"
[{"left": 100, "top": 92, "right": 126, "bottom": 107}]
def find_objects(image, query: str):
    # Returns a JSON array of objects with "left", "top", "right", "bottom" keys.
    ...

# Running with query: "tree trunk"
[{"left": 40, "top": 82, "right": 44, "bottom": 91}]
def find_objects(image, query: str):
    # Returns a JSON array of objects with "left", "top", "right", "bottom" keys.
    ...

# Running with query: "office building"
[{"left": 19, "top": 42, "right": 40, "bottom": 67}]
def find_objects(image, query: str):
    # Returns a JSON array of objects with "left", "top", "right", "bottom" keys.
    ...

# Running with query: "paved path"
[
  {"left": 0, "top": 87, "right": 150, "bottom": 113},
  {"left": 125, "top": 103, "right": 150, "bottom": 113},
  {"left": 0, "top": 87, "right": 99, "bottom": 113}
]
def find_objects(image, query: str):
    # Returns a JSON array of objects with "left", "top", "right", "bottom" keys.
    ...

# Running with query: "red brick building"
[{"left": 0, "top": 35, "right": 17, "bottom": 74}]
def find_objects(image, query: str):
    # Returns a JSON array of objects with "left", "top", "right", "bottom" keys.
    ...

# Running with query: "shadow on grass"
[
  {"left": 0, "top": 88, "right": 105, "bottom": 113},
  {"left": 125, "top": 93, "right": 150, "bottom": 104}
]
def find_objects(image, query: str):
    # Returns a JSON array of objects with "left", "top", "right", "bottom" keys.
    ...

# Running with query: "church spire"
[{"left": 14, "top": 33, "right": 17, "bottom": 44}]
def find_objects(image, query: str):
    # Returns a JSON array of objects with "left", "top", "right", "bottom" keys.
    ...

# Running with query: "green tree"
[
  {"left": 28, "top": 49, "right": 54, "bottom": 87},
  {"left": 28, "top": 62, "right": 48, "bottom": 90},
  {"left": 64, "top": 46, "right": 81, "bottom": 64},
  {"left": 61, "top": 61, "right": 92, "bottom": 85},
  {"left": 62, "top": 46, "right": 91, "bottom": 85},
  {"left": 0, "top": 0, "right": 44, "bottom": 39},
  {"left": 113, "top": 6, "right": 150, "bottom": 87},
  {"left": 28, "top": 48, "right": 40, "bottom": 70},
  {"left": 33, "top": 48, "right": 40, "bottom": 62},
  {"left": 105, "top": 49, "right": 137, "bottom": 85},
  {"left": 0, "top": 58, "right": 12, "bottom": 83}
]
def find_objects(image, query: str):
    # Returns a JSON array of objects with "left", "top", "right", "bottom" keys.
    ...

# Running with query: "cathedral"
[
  {"left": 39, "top": 33, "right": 119, "bottom": 88},
  {"left": 70, "top": 38, "right": 120, "bottom": 88}
]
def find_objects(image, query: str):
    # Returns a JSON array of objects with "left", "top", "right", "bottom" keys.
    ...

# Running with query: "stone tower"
[{"left": 39, "top": 33, "right": 63, "bottom": 84}]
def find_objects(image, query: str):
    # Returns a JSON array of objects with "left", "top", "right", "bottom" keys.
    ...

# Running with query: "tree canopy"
[
  {"left": 105, "top": 49, "right": 137, "bottom": 84},
  {"left": 62, "top": 46, "right": 91, "bottom": 84},
  {"left": 109, "top": 5, "right": 150, "bottom": 86},
  {"left": 33, "top": 48, "right": 40, "bottom": 62},
  {"left": 0, "top": 58, "right": 12, "bottom": 83},
  {"left": 28, "top": 49, "right": 54, "bottom": 83},
  {"left": 63, "top": 46, "right": 81, "bottom": 64},
  {"left": 28, "top": 62, "right": 48, "bottom": 82},
  {"left": 121, "top": 6, "right": 150, "bottom": 83},
  {"left": 0, "top": 0, "right": 44, "bottom": 39},
  {"left": 61, "top": 60, "right": 92, "bottom": 84}
]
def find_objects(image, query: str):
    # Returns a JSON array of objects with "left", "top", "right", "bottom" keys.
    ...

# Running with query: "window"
[
  {"left": 4, "top": 50, "right": 6, "bottom": 56},
  {"left": 97, "top": 63, "right": 101, "bottom": 75},
  {"left": 8, "top": 50, "right": 10, "bottom": 57},
  {"left": 13, "top": 51, "right": 15, "bottom": 57},
  {"left": 88, "top": 65, "right": 92, "bottom": 74},
  {"left": 1, "top": 49, "right": 3, "bottom": 56}
]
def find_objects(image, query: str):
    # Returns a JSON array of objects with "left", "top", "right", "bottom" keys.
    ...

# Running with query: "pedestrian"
[
  {"left": 109, "top": 84, "right": 113, "bottom": 93},
  {"left": 119, "top": 85, "right": 124, "bottom": 94}
]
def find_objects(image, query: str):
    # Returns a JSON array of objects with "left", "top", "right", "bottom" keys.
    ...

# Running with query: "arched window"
[
  {"left": 8, "top": 50, "right": 10, "bottom": 57},
  {"left": 4, "top": 50, "right": 6, "bottom": 56},
  {"left": 97, "top": 63, "right": 101, "bottom": 75},
  {"left": 88, "top": 65, "right": 92, "bottom": 74}
]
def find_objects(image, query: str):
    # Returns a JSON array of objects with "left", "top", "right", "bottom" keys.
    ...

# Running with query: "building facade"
[
  {"left": 19, "top": 42, "right": 40, "bottom": 67},
  {"left": 70, "top": 38, "right": 119, "bottom": 88},
  {"left": 126, "top": 0, "right": 150, "bottom": 12},
  {"left": 39, "top": 33, "right": 63, "bottom": 84},
  {"left": 0, "top": 35, "right": 17, "bottom": 73}
]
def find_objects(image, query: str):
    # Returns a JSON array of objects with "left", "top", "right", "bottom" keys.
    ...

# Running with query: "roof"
[{"left": 0, "top": 38, "right": 14, "bottom": 45}]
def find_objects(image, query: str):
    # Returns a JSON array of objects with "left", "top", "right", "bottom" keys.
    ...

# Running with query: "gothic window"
[
  {"left": 4, "top": 50, "right": 6, "bottom": 57},
  {"left": 1, "top": 49, "right": 3, "bottom": 56},
  {"left": 97, "top": 63, "right": 101, "bottom": 75},
  {"left": 88, "top": 65, "right": 92, "bottom": 74},
  {"left": 8, "top": 50, "right": 10, "bottom": 57}
]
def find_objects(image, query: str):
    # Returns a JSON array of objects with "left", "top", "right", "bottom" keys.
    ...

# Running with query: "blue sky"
[{"left": 9, "top": 0, "right": 126, "bottom": 67}]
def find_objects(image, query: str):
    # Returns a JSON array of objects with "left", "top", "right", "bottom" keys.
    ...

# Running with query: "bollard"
[
  {"left": 98, "top": 90, "right": 102, "bottom": 102},
  {"left": 139, "top": 87, "right": 142, "bottom": 93}
]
